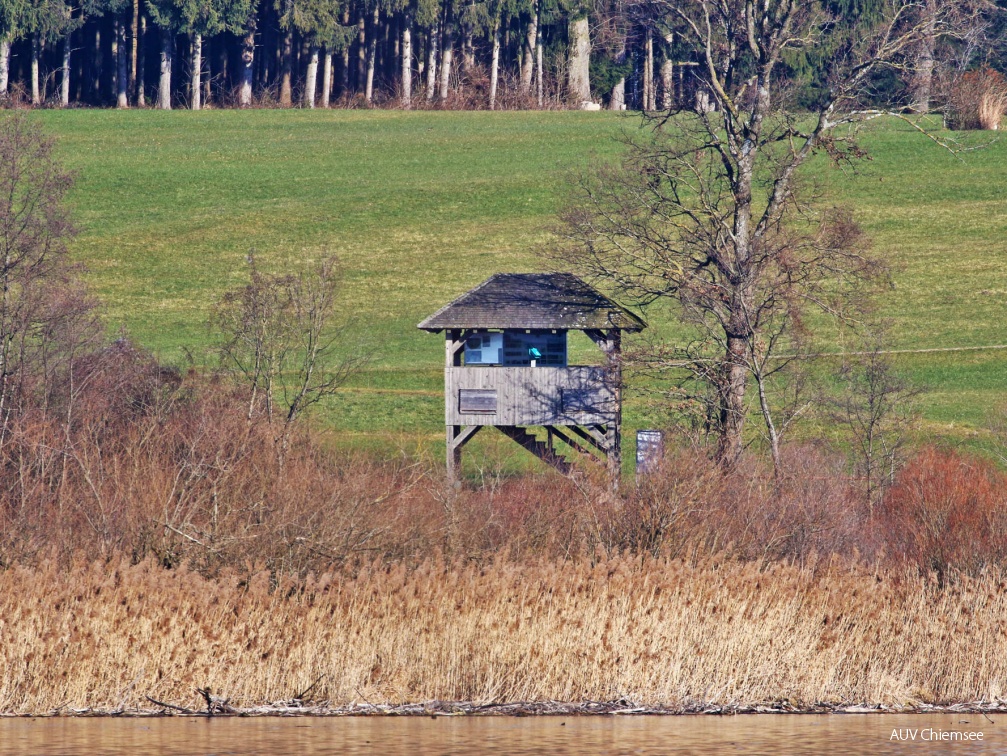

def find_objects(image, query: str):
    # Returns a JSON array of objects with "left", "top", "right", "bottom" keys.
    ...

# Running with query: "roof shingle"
[{"left": 418, "top": 273, "right": 647, "bottom": 332}]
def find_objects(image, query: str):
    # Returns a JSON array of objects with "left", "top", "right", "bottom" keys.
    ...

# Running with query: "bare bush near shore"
[
  {"left": 878, "top": 447, "right": 1007, "bottom": 579},
  {"left": 0, "top": 411, "right": 864, "bottom": 574},
  {"left": 2, "top": 554, "right": 1006, "bottom": 713},
  {"left": 944, "top": 67, "right": 1007, "bottom": 130}
]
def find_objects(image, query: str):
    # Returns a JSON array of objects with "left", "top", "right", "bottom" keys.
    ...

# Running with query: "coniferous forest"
[{"left": 1, "top": 0, "right": 1006, "bottom": 112}]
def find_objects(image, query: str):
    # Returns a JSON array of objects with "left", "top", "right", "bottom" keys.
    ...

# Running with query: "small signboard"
[
  {"left": 459, "top": 388, "right": 498, "bottom": 414},
  {"left": 636, "top": 430, "right": 664, "bottom": 475}
]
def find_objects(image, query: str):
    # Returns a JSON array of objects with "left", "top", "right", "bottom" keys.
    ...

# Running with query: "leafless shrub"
[{"left": 616, "top": 450, "right": 723, "bottom": 558}]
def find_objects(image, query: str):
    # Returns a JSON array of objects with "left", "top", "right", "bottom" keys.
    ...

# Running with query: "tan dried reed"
[{"left": 2, "top": 554, "right": 1005, "bottom": 714}]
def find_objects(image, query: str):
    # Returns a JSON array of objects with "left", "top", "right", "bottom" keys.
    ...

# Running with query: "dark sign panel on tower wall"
[{"left": 459, "top": 389, "right": 498, "bottom": 414}]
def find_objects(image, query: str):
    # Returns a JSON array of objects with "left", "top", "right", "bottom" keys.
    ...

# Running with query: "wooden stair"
[{"left": 497, "top": 426, "right": 572, "bottom": 474}]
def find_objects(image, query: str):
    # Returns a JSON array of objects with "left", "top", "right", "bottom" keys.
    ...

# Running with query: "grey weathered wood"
[
  {"left": 447, "top": 425, "right": 461, "bottom": 481},
  {"left": 426, "top": 278, "right": 644, "bottom": 481},
  {"left": 546, "top": 426, "right": 592, "bottom": 457},
  {"left": 567, "top": 425, "right": 607, "bottom": 453},
  {"left": 497, "top": 426, "right": 571, "bottom": 474},
  {"left": 419, "top": 274, "right": 646, "bottom": 333},
  {"left": 446, "top": 424, "right": 482, "bottom": 482},
  {"left": 445, "top": 329, "right": 464, "bottom": 368},
  {"left": 459, "top": 389, "right": 497, "bottom": 414},
  {"left": 606, "top": 331, "right": 622, "bottom": 477},
  {"left": 445, "top": 366, "right": 615, "bottom": 426},
  {"left": 452, "top": 425, "right": 481, "bottom": 449}
]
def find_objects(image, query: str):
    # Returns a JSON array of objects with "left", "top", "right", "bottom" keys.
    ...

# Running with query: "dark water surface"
[{"left": 1, "top": 713, "right": 1003, "bottom": 755}]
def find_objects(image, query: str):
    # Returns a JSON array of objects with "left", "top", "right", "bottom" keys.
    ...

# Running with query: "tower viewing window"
[
  {"left": 464, "top": 332, "right": 504, "bottom": 365},
  {"left": 503, "top": 331, "right": 567, "bottom": 366},
  {"left": 464, "top": 331, "right": 567, "bottom": 366}
]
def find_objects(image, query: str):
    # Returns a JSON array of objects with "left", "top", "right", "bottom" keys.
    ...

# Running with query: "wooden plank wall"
[{"left": 445, "top": 367, "right": 616, "bottom": 426}]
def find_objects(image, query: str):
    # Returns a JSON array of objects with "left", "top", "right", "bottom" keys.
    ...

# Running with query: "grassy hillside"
[{"left": 37, "top": 110, "right": 1007, "bottom": 462}]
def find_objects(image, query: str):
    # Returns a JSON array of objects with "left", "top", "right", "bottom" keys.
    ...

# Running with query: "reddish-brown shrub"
[
  {"left": 877, "top": 447, "right": 1007, "bottom": 575},
  {"left": 616, "top": 449, "right": 724, "bottom": 558},
  {"left": 0, "top": 344, "right": 621, "bottom": 573},
  {"left": 944, "top": 67, "right": 1007, "bottom": 130},
  {"left": 18, "top": 338, "right": 999, "bottom": 580},
  {"left": 605, "top": 445, "right": 864, "bottom": 564}
]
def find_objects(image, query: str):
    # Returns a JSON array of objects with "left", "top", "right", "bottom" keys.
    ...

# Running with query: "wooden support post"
[
  {"left": 447, "top": 424, "right": 462, "bottom": 482},
  {"left": 446, "top": 424, "right": 481, "bottom": 483},
  {"left": 446, "top": 328, "right": 464, "bottom": 368},
  {"left": 607, "top": 330, "right": 622, "bottom": 482},
  {"left": 445, "top": 329, "right": 466, "bottom": 481}
]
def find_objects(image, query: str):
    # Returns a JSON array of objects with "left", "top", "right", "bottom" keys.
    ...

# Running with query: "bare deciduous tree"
[
  {"left": 0, "top": 113, "right": 103, "bottom": 443},
  {"left": 830, "top": 327, "right": 919, "bottom": 509},
  {"left": 555, "top": 0, "right": 972, "bottom": 471},
  {"left": 214, "top": 252, "right": 364, "bottom": 465},
  {"left": 214, "top": 254, "right": 290, "bottom": 424}
]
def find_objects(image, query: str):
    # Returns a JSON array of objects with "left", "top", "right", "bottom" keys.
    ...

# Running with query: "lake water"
[{"left": 0, "top": 713, "right": 1002, "bottom": 755}]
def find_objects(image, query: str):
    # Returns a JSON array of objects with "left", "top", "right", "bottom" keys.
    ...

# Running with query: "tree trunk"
[
  {"left": 643, "top": 27, "right": 654, "bottom": 111},
  {"left": 0, "top": 39, "right": 9, "bottom": 98},
  {"left": 754, "top": 366, "right": 782, "bottom": 475},
  {"left": 715, "top": 132, "right": 759, "bottom": 466},
  {"left": 357, "top": 14, "right": 366, "bottom": 90},
  {"left": 130, "top": 0, "right": 140, "bottom": 96},
  {"left": 91, "top": 23, "right": 102, "bottom": 102},
  {"left": 461, "top": 24, "right": 474, "bottom": 77},
  {"left": 439, "top": 22, "right": 453, "bottom": 102},
  {"left": 365, "top": 6, "right": 379, "bottom": 104},
  {"left": 341, "top": 45, "right": 350, "bottom": 97},
  {"left": 279, "top": 26, "right": 293, "bottom": 107},
  {"left": 62, "top": 33, "right": 73, "bottom": 107},
  {"left": 137, "top": 14, "right": 147, "bottom": 106},
  {"left": 157, "top": 25, "right": 172, "bottom": 109},
  {"left": 716, "top": 334, "right": 749, "bottom": 467},
  {"left": 912, "top": 0, "right": 937, "bottom": 113},
  {"left": 660, "top": 34, "right": 674, "bottom": 111},
  {"left": 535, "top": 11, "right": 543, "bottom": 108},
  {"left": 382, "top": 15, "right": 390, "bottom": 77},
  {"left": 340, "top": 7, "right": 350, "bottom": 96},
  {"left": 191, "top": 33, "right": 202, "bottom": 110},
  {"left": 31, "top": 35, "right": 40, "bottom": 106},
  {"left": 239, "top": 24, "right": 255, "bottom": 106},
  {"left": 304, "top": 43, "right": 319, "bottom": 107},
  {"left": 321, "top": 46, "right": 333, "bottom": 107},
  {"left": 117, "top": 17, "right": 129, "bottom": 108},
  {"left": 401, "top": 19, "right": 412, "bottom": 108},
  {"left": 392, "top": 14, "right": 399, "bottom": 74},
  {"left": 609, "top": 36, "right": 625, "bottom": 110},
  {"left": 489, "top": 20, "right": 500, "bottom": 110},
  {"left": 567, "top": 15, "right": 590, "bottom": 104},
  {"left": 520, "top": 7, "right": 536, "bottom": 95},
  {"left": 610, "top": 79, "right": 624, "bottom": 111},
  {"left": 426, "top": 26, "right": 438, "bottom": 101},
  {"left": 204, "top": 38, "right": 212, "bottom": 106}
]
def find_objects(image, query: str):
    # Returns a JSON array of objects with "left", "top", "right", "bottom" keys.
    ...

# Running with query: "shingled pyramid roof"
[{"left": 418, "top": 273, "right": 647, "bottom": 332}]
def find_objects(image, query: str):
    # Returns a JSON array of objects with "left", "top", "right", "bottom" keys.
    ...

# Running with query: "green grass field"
[{"left": 36, "top": 109, "right": 1007, "bottom": 465}]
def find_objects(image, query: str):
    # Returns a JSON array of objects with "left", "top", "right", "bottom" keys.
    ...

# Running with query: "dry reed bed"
[{"left": 3, "top": 556, "right": 1007, "bottom": 714}]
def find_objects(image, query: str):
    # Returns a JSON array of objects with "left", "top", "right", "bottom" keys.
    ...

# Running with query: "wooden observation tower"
[{"left": 418, "top": 273, "right": 647, "bottom": 479}]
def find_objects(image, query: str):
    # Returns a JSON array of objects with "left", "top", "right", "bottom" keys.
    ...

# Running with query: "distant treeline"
[{"left": 1, "top": 0, "right": 1003, "bottom": 111}]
